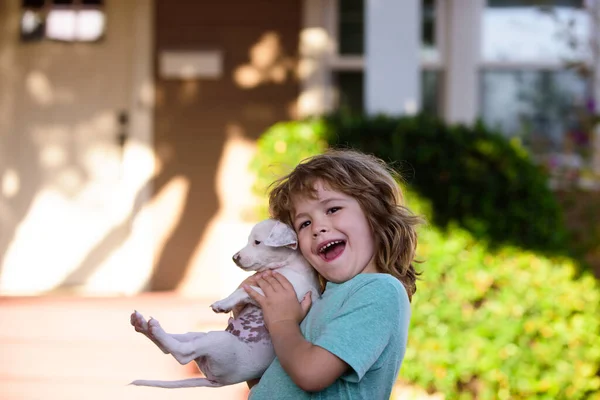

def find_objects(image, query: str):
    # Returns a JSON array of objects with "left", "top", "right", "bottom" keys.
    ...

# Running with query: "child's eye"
[
  {"left": 327, "top": 207, "right": 341, "bottom": 214},
  {"left": 298, "top": 221, "right": 311, "bottom": 230}
]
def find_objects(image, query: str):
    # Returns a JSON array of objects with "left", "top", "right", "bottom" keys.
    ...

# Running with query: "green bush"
[
  {"left": 406, "top": 195, "right": 600, "bottom": 400},
  {"left": 250, "top": 119, "right": 329, "bottom": 219},
  {"left": 249, "top": 118, "right": 600, "bottom": 399},
  {"left": 324, "top": 113, "right": 569, "bottom": 255}
]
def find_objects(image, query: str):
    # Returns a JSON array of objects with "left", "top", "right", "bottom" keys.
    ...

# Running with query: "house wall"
[
  {"left": 149, "top": 0, "right": 302, "bottom": 298},
  {"left": 0, "top": 0, "right": 304, "bottom": 299},
  {"left": 0, "top": 0, "right": 155, "bottom": 295}
]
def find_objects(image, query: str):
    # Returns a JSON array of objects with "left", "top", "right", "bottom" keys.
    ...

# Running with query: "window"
[
  {"left": 338, "top": 0, "right": 363, "bottom": 55},
  {"left": 482, "top": 0, "right": 591, "bottom": 64},
  {"left": 21, "top": 0, "right": 106, "bottom": 43},
  {"left": 481, "top": 70, "right": 589, "bottom": 152},
  {"left": 332, "top": 0, "right": 443, "bottom": 115},
  {"left": 335, "top": 70, "right": 441, "bottom": 116},
  {"left": 480, "top": 0, "right": 594, "bottom": 186}
]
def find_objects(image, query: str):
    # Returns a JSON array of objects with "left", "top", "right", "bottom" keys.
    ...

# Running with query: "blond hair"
[{"left": 268, "top": 149, "right": 423, "bottom": 300}]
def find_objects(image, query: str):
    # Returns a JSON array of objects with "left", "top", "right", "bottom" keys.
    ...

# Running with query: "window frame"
[
  {"left": 478, "top": 1, "right": 595, "bottom": 135},
  {"left": 323, "top": 0, "right": 446, "bottom": 109},
  {"left": 478, "top": 1, "right": 598, "bottom": 188}
]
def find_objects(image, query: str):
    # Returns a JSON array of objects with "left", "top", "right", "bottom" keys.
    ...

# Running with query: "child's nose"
[{"left": 312, "top": 225, "right": 328, "bottom": 238}]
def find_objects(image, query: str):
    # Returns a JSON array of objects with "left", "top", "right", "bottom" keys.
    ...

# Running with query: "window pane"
[
  {"left": 46, "top": 9, "right": 76, "bottom": 41},
  {"left": 334, "top": 70, "right": 441, "bottom": 116},
  {"left": 76, "top": 9, "right": 105, "bottom": 41},
  {"left": 422, "top": 0, "right": 435, "bottom": 47},
  {"left": 482, "top": 0, "right": 591, "bottom": 63},
  {"left": 336, "top": 71, "right": 364, "bottom": 113},
  {"left": 480, "top": 69, "right": 591, "bottom": 155},
  {"left": 338, "top": 0, "right": 440, "bottom": 59},
  {"left": 338, "top": 0, "right": 364, "bottom": 55},
  {"left": 422, "top": 69, "right": 441, "bottom": 116},
  {"left": 421, "top": 0, "right": 440, "bottom": 63}
]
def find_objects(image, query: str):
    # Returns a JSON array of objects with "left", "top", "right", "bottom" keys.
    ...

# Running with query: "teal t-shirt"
[{"left": 249, "top": 273, "right": 411, "bottom": 400}]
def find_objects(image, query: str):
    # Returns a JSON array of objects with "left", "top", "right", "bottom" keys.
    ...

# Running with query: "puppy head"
[{"left": 232, "top": 219, "right": 298, "bottom": 272}]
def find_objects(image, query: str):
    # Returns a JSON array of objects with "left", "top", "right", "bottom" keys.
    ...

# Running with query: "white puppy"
[{"left": 129, "top": 219, "right": 320, "bottom": 388}]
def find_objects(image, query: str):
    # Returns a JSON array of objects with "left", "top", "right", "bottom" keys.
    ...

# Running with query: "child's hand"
[
  {"left": 237, "top": 272, "right": 261, "bottom": 289},
  {"left": 232, "top": 272, "right": 264, "bottom": 318},
  {"left": 243, "top": 270, "right": 312, "bottom": 331}
]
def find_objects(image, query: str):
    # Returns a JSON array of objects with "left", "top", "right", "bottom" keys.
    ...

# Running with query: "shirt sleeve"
[{"left": 313, "top": 276, "right": 410, "bottom": 383}]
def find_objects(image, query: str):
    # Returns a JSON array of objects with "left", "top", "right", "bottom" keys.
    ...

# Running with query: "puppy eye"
[{"left": 254, "top": 240, "right": 261, "bottom": 245}]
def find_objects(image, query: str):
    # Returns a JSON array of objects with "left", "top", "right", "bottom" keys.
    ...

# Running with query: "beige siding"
[
  {"left": 0, "top": 0, "right": 155, "bottom": 295},
  {"left": 152, "top": 0, "right": 301, "bottom": 296}
]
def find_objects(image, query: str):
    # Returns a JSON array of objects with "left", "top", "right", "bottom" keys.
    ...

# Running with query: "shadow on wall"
[
  {"left": 0, "top": 0, "right": 301, "bottom": 296},
  {"left": 0, "top": 0, "right": 301, "bottom": 292},
  {"left": 0, "top": 0, "right": 161, "bottom": 295},
  {"left": 146, "top": 22, "right": 301, "bottom": 291},
  {"left": 0, "top": 1, "right": 43, "bottom": 283}
]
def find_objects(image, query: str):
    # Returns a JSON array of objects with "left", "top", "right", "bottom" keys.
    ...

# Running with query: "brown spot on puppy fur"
[{"left": 226, "top": 305, "right": 271, "bottom": 344}]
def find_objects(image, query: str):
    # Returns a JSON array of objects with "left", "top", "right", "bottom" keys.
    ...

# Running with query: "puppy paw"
[
  {"left": 130, "top": 311, "right": 170, "bottom": 354},
  {"left": 147, "top": 317, "right": 166, "bottom": 339},
  {"left": 210, "top": 300, "right": 232, "bottom": 313},
  {"left": 130, "top": 310, "right": 150, "bottom": 334}
]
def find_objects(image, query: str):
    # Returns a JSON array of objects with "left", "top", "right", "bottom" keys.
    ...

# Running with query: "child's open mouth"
[{"left": 318, "top": 240, "right": 346, "bottom": 262}]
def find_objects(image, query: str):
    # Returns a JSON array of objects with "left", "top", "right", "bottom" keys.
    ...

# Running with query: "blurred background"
[{"left": 1, "top": 0, "right": 599, "bottom": 399}]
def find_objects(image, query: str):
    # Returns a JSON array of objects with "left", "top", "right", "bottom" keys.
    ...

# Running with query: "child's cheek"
[{"left": 298, "top": 237, "right": 311, "bottom": 257}]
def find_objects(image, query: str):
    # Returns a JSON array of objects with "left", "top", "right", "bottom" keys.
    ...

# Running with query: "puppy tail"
[{"left": 129, "top": 378, "right": 224, "bottom": 388}]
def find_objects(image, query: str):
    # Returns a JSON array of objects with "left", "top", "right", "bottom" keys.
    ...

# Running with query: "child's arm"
[{"left": 244, "top": 271, "right": 349, "bottom": 392}]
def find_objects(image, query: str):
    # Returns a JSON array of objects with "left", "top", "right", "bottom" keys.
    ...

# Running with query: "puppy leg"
[
  {"left": 147, "top": 321, "right": 257, "bottom": 384},
  {"left": 210, "top": 286, "right": 264, "bottom": 313},
  {"left": 147, "top": 318, "right": 212, "bottom": 365},
  {"left": 130, "top": 311, "right": 200, "bottom": 354}
]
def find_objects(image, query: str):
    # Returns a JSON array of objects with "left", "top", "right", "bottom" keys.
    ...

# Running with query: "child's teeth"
[{"left": 320, "top": 241, "right": 341, "bottom": 253}]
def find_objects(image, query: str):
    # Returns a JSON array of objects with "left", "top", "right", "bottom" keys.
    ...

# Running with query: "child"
[{"left": 243, "top": 149, "right": 422, "bottom": 399}]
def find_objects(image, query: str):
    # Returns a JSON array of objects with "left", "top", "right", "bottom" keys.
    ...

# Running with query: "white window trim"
[
  {"left": 438, "top": 0, "right": 485, "bottom": 124},
  {"left": 299, "top": 0, "right": 446, "bottom": 115},
  {"left": 326, "top": 0, "right": 446, "bottom": 68},
  {"left": 297, "top": 0, "right": 336, "bottom": 117}
]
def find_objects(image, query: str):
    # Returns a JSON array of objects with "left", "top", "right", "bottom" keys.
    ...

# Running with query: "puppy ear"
[{"left": 264, "top": 221, "right": 298, "bottom": 250}]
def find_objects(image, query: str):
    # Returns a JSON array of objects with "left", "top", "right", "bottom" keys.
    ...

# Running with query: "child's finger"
[
  {"left": 300, "top": 292, "right": 312, "bottom": 316},
  {"left": 238, "top": 273, "right": 261, "bottom": 289},
  {"left": 256, "top": 275, "right": 277, "bottom": 293},
  {"left": 271, "top": 271, "right": 295, "bottom": 291},
  {"left": 243, "top": 284, "right": 265, "bottom": 306},
  {"left": 261, "top": 273, "right": 284, "bottom": 292}
]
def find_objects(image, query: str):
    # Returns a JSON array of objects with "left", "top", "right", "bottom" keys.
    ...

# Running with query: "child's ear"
[{"left": 264, "top": 221, "right": 298, "bottom": 249}]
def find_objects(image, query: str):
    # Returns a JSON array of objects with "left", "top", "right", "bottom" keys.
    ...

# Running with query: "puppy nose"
[{"left": 232, "top": 252, "right": 240, "bottom": 264}]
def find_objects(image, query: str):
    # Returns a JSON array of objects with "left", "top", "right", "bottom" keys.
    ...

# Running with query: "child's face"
[{"left": 291, "top": 180, "right": 377, "bottom": 283}]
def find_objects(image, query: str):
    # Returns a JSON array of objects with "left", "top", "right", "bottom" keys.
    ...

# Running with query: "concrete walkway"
[{"left": 0, "top": 293, "right": 250, "bottom": 400}]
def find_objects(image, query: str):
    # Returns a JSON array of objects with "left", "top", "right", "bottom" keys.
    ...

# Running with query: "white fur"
[{"left": 130, "top": 219, "right": 320, "bottom": 388}]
